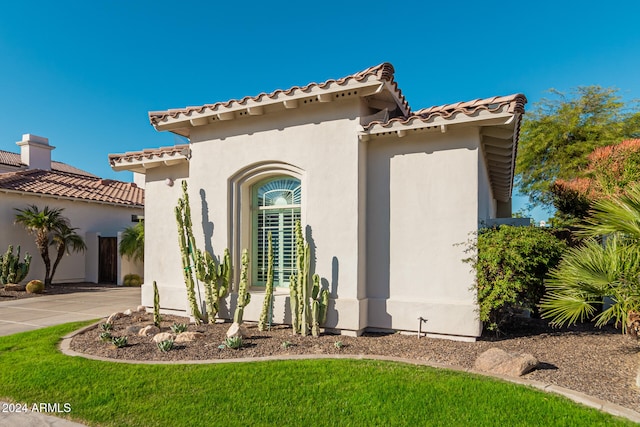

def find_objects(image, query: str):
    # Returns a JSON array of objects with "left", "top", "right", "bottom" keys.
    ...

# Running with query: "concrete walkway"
[
  {"left": 0, "top": 287, "right": 140, "bottom": 337},
  {"left": 0, "top": 286, "right": 140, "bottom": 427}
]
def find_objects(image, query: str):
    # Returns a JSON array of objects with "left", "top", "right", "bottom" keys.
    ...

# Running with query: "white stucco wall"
[
  {"left": 366, "top": 127, "right": 482, "bottom": 339},
  {"left": 0, "top": 192, "right": 142, "bottom": 284},
  {"left": 141, "top": 98, "right": 368, "bottom": 331}
]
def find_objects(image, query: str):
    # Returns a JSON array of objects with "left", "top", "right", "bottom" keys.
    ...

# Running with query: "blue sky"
[{"left": 1, "top": 1, "right": 639, "bottom": 222}]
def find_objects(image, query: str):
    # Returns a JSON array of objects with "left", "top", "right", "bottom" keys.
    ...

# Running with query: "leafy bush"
[
  {"left": 25, "top": 280, "right": 44, "bottom": 294},
  {"left": 465, "top": 225, "right": 567, "bottom": 332}
]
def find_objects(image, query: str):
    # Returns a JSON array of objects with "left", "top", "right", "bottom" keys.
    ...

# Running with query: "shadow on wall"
[{"left": 199, "top": 188, "right": 216, "bottom": 259}]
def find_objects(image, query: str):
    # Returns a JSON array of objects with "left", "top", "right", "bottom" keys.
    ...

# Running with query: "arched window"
[{"left": 253, "top": 177, "right": 301, "bottom": 287}]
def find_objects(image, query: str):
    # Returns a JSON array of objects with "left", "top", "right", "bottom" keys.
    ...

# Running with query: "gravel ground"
[{"left": 69, "top": 311, "right": 640, "bottom": 413}]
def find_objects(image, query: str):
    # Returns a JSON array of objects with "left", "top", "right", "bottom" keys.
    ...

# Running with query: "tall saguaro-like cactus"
[
  {"left": 233, "top": 249, "right": 251, "bottom": 324},
  {"left": 176, "top": 181, "right": 234, "bottom": 324},
  {"left": 289, "top": 220, "right": 330, "bottom": 337},
  {"left": 175, "top": 185, "right": 203, "bottom": 324},
  {"left": 258, "top": 232, "right": 274, "bottom": 331}
]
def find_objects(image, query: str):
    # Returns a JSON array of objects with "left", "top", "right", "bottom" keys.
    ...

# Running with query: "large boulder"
[
  {"left": 138, "top": 325, "right": 160, "bottom": 336},
  {"left": 226, "top": 322, "right": 248, "bottom": 339},
  {"left": 474, "top": 348, "right": 538, "bottom": 377},
  {"left": 175, "top": 332, "right": 205, "bottom": 343},
  {"left": 152, "top": 332, "right": 175, "bottom": 343}
]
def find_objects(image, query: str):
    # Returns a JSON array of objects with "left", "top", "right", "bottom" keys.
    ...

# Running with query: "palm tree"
[
  {"left": 540, "top": 185, "right": 640, "bottom": 332},
  {"left": 119, "top": 221, "right": 144, "bottom": 263},
  {"left": 14, "top": 205, "right": 69, "bottom": 287},
  {"left": 50, "top": 224, "right": 87, "bottom": 284}
]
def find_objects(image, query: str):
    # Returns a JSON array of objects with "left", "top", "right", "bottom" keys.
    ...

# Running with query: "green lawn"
[{"left": 0, "top": 321, "right": 635, "bottom": 427}]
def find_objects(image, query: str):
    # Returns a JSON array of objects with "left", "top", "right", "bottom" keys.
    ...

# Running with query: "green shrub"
[
  {"left": 25, "top": 280, "right": 44, "bottom": 294},
  {"left": 123, "top": 274, "right": 142, "bottom": 287},
  {"left": 465, "top": 225, "right": 567, "bottom": 332}
]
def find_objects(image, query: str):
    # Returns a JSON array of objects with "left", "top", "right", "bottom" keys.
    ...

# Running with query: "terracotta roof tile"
[
  {"left": 148, "top": 63, "right": 408, "bottom": 125},
  {"left": 0, "top": 149, "right": 97, "bottom": 177},
  {"left": 108, "top": 144, "right": 190, "bottom": 166},
  {"left": 363, "top": 93, "right": 527, "bottom": 130},
  {"left": 0, "top": 169, "right": 144, "bottom": 207}
]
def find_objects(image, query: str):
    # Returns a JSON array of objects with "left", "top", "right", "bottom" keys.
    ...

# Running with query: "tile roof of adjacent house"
[
  {"left": 0, "top": 169, "right": 144, "bottom": 207},
  {"left": 0, "top": 149, "right": 97, "bottom": 177}
]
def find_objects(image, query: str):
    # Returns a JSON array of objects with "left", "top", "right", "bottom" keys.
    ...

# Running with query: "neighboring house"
[
  {"left": 0, "top": 134, "right": 144, "bottom": 285},
  {"left": 109, "top": 63, "right": 526, "bottom": 340}
]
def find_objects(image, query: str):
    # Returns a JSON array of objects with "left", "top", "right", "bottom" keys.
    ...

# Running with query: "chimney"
[{"left": 16, "top": 134, "right": 55, "bottom": 170}]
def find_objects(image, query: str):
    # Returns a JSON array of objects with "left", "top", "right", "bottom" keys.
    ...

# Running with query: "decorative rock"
[
  {"left": 152, "top": 332, "right": 175, "bottom": 343},
  {"left": 123, "top": 309, "right": 132, "bottom": 316},
  {"left": 474, "top": 347, "right": 538, "bottom": 377},
  {"left": 107, "top": 312, "right": 123, "bottom": 323},
  {"left": 226, "top": 322, "right": 248, "bottom": 338},
  {"left": 126, "top": 325, "right": 142, "bottom": 334},
  {"left": 175, "top": 331, "right": 205, "bottom": 343},
  {"left": 138, "top": 325, "right": 160, "bottom": 336},
  {"left": 4, "top": 284, "right": 26, "bottom": 292},
  {"left": 136, "top": 305, "right": 147, "bottom": 313}
]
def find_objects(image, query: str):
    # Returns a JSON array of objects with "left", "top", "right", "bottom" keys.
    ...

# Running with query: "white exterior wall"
[
  {"left": 0, "top": 192, "right": 142, "bottom": 284},
  {"left": 366, "top": 127, "right": 482, "bottom": 339},
  {"left": 140, "top": 163, "right": 190, "bottom": 313},
  {"left": 141, "top": 99, "right": 368, "bottom": 332}
]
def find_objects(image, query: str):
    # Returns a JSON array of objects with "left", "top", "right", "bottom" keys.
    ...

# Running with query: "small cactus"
[
  {"left": 157, "top": 339, "right": 174, "bottom": 352},
  {"left": 153, "top": 281, "right": 162, "bottom": 327},
  {"left": 111, "top": 336, "right": 128, "bottom": 348},
  {"left": 224, "top": 336, "right": 243, "bottom": 349},
  {"left": 1, "top": 245, "right": 31, "bottom": 285},
  {"left": 170, "top": 323, "right": 188, "bottom": 334}
]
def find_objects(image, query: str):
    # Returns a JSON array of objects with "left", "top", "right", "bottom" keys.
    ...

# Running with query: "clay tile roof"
[
  {"left": 108, "top": 144, "right": 190, "bottom": 166},
  {"left": 0, "top": 169, "right": 144, "bottom": 207},
  {"left": 148, "top": 62, "right": 408, "bottom": 125},
  {"left": 0, "top": 149, "right": 97, "bottom": 177},
  {"left": 363, "top": 93, "right": 527, "bottom": 130}
]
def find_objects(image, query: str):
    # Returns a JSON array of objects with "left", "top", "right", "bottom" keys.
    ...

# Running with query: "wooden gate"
[{"left": 98, "top": 237, "right": 117, "bottom": 284}]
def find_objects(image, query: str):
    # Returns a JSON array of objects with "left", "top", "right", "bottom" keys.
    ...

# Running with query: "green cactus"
[
  {"left": 176, "top": 181, "right": 234, "bottom": 324},
  {"left": 153, "top": 280, "right": 162, "bottom": 327},
  {"left": 289, "top": 221, "right": 330, "bottom": 337},
  {"left": 176, "top": 182, "right": 203, "bottom": 324},
  {"left": 258, "top": 232, "right": 274, "bottom": 331},
  {"left": 233, "top": 249, "right": 251, "bottom": 324},
  {"left": 218, "top": 249, "right": 232, "bottom": 300},
  {"left": 289, "top": 274, "right": 299, "bottom": 333},
  {"left": 1, "top": 245, "right": 32, "bottom": 285},
  {"left": 311, "top": 273, "right": 330, "bottom": 337}
]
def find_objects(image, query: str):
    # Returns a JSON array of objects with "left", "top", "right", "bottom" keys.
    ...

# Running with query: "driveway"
[{"left": 0, "top": 286, "right": 141, "bottom": 337}]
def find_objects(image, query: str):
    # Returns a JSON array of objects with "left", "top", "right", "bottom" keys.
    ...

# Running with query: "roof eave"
[{"left": 150, "top": 79, "right": 386, "bottom": 136}]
